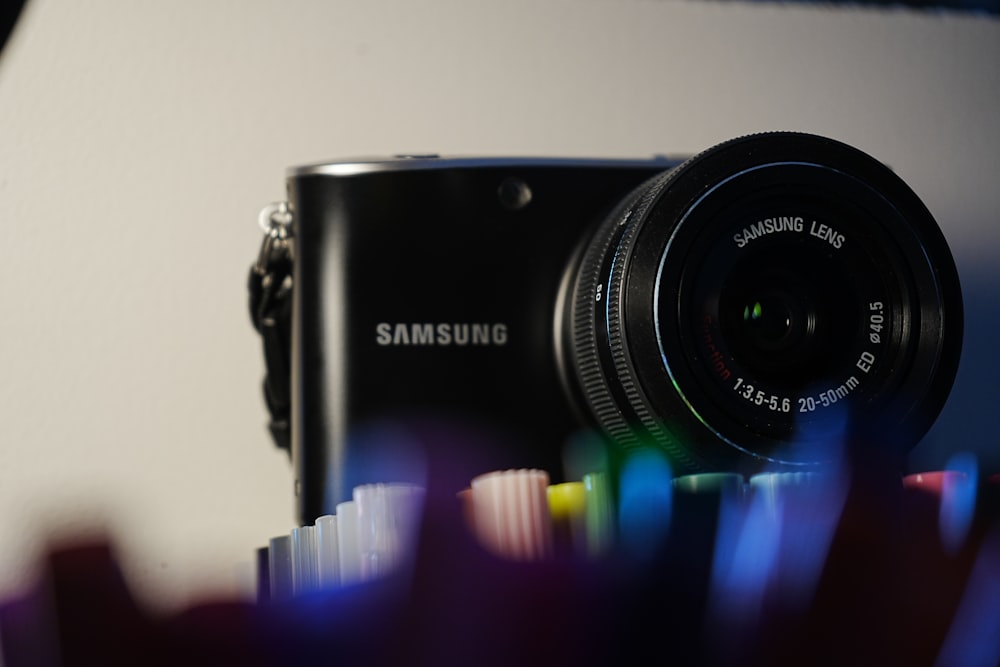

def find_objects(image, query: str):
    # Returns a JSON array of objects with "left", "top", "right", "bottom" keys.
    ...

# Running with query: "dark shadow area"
[
  {"left": 0, "top": 0, "right": 27, "bottom": 58},
  {"left": 912, "top": 263, "right": 1000, "bottom": 475},
  {"left": 730, "top": 0, "right": 999, "bottom": 16}
]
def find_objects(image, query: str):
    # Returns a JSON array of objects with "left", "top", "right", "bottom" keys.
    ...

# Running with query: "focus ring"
[
  {"left": 570, "top": 173, "right": 701, "bottom": 470},
  {"left": 570, "top": 196, "right": 643, "bottom": 448}
]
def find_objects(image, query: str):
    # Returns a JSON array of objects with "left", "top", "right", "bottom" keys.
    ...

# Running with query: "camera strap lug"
[{"left": 249, "top": 202, "right": 294, "bottom": 455}]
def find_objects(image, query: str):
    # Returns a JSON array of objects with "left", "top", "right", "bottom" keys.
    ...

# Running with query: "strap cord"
[{"left": 248, "top": 202, "right": 294, "bottom": 454}]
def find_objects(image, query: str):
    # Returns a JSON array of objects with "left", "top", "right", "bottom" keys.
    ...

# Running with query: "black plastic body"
[{"left": 289, "top": 158, "right": 678, "bottom": 523}]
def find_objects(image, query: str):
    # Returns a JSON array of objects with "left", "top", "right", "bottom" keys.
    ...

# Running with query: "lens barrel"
[{"left": 564, "top": 133, "right": 962, "bottom": 472}]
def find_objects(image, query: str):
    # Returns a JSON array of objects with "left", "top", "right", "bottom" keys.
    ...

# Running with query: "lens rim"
[{"left": 570, "top": 132, "right": 962, "bottom": 473}]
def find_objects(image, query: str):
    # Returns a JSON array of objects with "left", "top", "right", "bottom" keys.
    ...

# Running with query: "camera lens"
[
  {"left": 562, "top": 133, "right": 962, "bottom": 472},
  {"left": 722, "top": 266, "right": 821, "bottom": 377},
  {"left": 740, "top": 295, "right": 799, "bottom": 351},
  {"left": 729, "top": 288, "right": 811, "bottom": 366}
]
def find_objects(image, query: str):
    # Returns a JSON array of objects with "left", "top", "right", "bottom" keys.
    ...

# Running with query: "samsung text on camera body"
[{"left": 375, "top": 322, "right": 509, "bottom": 347}]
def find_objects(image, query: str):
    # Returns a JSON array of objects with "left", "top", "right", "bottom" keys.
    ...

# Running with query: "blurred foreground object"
[{"left": 2, "top": 464, "right": 998, "bottom": 666}]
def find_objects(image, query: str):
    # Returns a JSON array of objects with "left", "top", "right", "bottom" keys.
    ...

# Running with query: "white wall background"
[{"left": 0, "top": 0, "right": 997, "bottom": 611}]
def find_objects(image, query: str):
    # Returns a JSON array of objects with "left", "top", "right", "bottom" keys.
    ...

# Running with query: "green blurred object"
[{"left": 583, "top": 472, "right": 615, "bottom": 558}]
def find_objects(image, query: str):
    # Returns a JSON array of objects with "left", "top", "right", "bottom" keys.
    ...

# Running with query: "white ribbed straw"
[
  {"left": 315, "top": 514, "right": 340, "bottom": 589},
  {"left": 291, "top": 525, "right": 319, "bottom": 595},
  {"left": 336, "top": 500, "right": 362, "bottom": 586},
  {"left": 353, "top": 483, "right": 426, "bottom": 582},
  {"left": 749, "top": 471, "right": 827, "bottom": 508},
  {"left": 470, "top": 469, "right": 553, "bottom": 561},
  {"left": 268, "top": 534, "right": 293, "bottom": 601},
  {"left": 749, "top": 471, "right": 821, "bottom": 491}
]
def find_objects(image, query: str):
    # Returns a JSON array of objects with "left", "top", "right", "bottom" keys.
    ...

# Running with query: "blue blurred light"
[
  {"left": 940, "top": 452, "right": 978, "bottom": 555},
  {"left": 756, "top": 472, "right": 847, "bottom": 607},
  {"left": 617, "top": 450, "right": 673, "bottom": 560},
  {"left": 709, "top": 469, "right": 848, "bottom": 627},
  {"left": 709, "top": 486, "right": 782, "bottom": 623}
]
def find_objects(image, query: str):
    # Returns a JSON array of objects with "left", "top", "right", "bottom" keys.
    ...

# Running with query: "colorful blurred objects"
[{"left": 2, "top": 452, "right": 999, "bottom": 666}]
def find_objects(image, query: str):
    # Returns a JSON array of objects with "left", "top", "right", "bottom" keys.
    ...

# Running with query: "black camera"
[{"left": 255, "top": 133, "right": 962, "bottom": 524}]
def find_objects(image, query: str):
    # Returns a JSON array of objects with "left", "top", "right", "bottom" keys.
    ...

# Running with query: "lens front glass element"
[
  {"left": 718, "top": 244, "right": 852, "bottom": 383},
  {"left": 664, "top": 185, "right": 898, "bottom": 456}
]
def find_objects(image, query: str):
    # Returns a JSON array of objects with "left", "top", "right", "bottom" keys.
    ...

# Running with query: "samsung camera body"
[{"left": 283, "top": 134, "right": 962, "bottom": 524}]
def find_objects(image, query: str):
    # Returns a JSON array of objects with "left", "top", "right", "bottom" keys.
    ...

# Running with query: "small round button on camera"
[{"left": 497, "top": 177, "right": 532, "bottom": 211}]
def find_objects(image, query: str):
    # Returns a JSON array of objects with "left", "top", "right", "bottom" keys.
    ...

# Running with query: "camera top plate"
[{"left": 288, "top": 155, "right": 683, "bottom": 178}]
